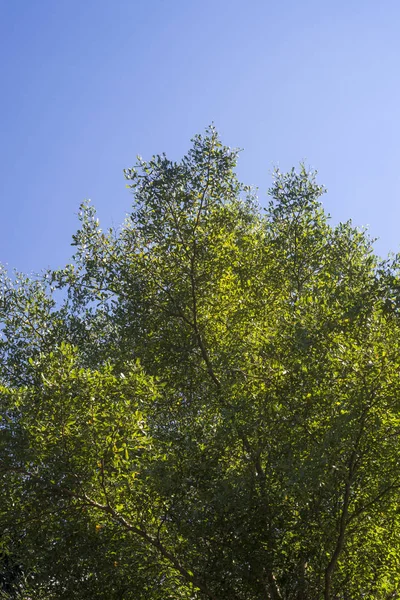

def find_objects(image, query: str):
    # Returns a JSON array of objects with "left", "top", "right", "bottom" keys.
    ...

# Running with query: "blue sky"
[{"left": 1, "top": 0, "right": 400, "bottom": 273}]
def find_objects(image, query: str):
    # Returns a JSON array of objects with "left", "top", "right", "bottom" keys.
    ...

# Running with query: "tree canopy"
[{"left": 1, "top": 127, "right": 400, "bottom": 599}]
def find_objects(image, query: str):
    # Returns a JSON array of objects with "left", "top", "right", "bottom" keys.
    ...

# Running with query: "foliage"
[{"left": 1, "top": 127, "right": 400, "bottom": 599}]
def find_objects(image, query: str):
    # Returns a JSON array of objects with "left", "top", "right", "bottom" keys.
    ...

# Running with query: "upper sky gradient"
[{"left": 1, "top": 0, "right": 399, "bottom": 272}]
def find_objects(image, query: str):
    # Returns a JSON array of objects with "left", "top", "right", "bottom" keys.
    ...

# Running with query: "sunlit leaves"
[{"left": 1, "top": 128, "right": 400, "bottom": 599}]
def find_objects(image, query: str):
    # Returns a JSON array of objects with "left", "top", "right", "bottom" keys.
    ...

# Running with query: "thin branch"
[{"left": 80, "top": 493, "right": 219, "bottom": 600}]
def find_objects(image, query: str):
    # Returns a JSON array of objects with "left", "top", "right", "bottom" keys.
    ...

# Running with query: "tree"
[{"left": 1, "top": 127, "right": 400, "bottom": 599}]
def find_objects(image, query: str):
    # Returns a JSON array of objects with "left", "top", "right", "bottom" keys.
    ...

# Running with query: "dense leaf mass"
[{"left": 1, "top": 128, "right": 400, "bottom": 599}]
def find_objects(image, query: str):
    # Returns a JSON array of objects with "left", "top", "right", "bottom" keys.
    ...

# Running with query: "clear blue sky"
[{"left": 1, "top": 0, "right": 400, "bottom": 273}]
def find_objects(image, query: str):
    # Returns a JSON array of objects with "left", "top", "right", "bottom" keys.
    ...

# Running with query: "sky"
[{"left": 1, "top": 0, "right": 400, "bottom": 273}]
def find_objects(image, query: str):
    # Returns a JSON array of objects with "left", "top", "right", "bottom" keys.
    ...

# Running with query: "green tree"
[{"left": 1, "top": 127, "right": 400, "bottom": 599}]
